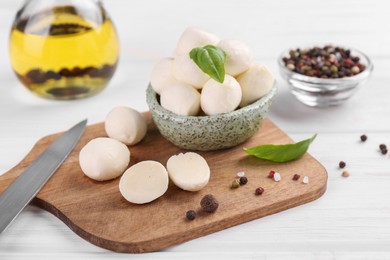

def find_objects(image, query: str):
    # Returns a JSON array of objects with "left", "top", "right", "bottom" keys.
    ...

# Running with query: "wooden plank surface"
[
  {"left": 0, "top": 114, "right": 327, "bottom": 253},
  {"left": 1, "top": 0, "right": 389, "bottom": 258}
]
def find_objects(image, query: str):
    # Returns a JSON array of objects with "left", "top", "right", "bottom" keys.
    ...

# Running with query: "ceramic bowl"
[
  {"left": 146, "top": 83, "right": 277, "bottom": 151},
  {"left": 278, "top": 46, "right": 373, "bottom": 107}
]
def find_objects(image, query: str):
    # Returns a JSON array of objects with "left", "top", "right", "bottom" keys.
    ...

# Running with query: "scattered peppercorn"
[
  {"left": 268, "top": 170, "right": 275, "bottom": 178},
  {"left": 231, "top": 179, "right": 240, "bottom": 189},
  {"left": 339, "top": 161, "right": 346, "bottom": 169},
  {"left": 342, "top": 171, "right": 350, "bottom": 177},
  {"left": 282, "top": 45, "right": 365, "bottom": 78},
  {"left": 236, "top": 171, "right": 245, "bottom": 178},
  {"left": 380, "top": 144, "right": 387, "bottom": 151},
  {"left": 292, "top": 174, "right": 300, "bottom": 181},
  {"left": 360, "top": 135, "right": 367, "bottom": 142},
  {"left": 200, "top": 194, "right": 219, "bottom": 213},
  {"left": 239, "top": 176, "right": 248, "bottom": 185},
  {"left": 273, "top": 172, "right": 282, "bottom": 182},
  {"left": 255, "top": 187, "right": 264, "bottom": 196},
  {"left": 381, "top": 149, "right": 388, "bottom": 155},
  {"left": 186, "top": 210, "right": 196, "bottom": 221}
]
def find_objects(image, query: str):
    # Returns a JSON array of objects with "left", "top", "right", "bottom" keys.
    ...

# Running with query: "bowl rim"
[
  {"left": 146, "top": 82, "right": 277, "bottom": 123},
  {"left": 277, "top": 44, "right": 374, "bottom": 84}
]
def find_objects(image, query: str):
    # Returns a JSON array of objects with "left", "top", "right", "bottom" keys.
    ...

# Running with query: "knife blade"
[{"left": 0, "top": 119, "right": 87, "bottom": 234}]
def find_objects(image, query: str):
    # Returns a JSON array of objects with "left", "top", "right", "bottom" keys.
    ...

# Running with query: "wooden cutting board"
[{"left": 0, "top": 113, "right": 327, "bottom": 253}]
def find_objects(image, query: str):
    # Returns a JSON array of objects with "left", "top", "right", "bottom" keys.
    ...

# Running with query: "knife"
[{"left": 0, "top": 119, "right": 87, "bottom": 234}]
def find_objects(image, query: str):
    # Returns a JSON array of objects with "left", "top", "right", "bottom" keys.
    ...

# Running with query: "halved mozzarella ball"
[
  {"left": 218, "top": 39, "right": 253, "bottom": 76},
  {"left": 167, "top": 152, "right": 210, "bottom": 191},
  {"left": 119, "top": 161, "right": 169, "bottom": 204},
  {"left": 175, "top": 27, "right": 219, "bottom": 56},
  {"left": 150, "top": 58, "right": 181, "bottom": 94},
  {"left": 79, "top": 137, "right": 130, "bottom": 181},
  {"left": 105, "top": 106, "right": 147, "bottom": 146},
  {"left": 160, "top": 83, "right": 200, "bottom": 116},
  {"left": 201, "top": 75, "right": 242, "bottom": 115},
  {"left": 237, "top": 64, "right": 274, "bottom": 107},
  {"left": 172, "top": 54, "right": 210, "bottom": 88}
]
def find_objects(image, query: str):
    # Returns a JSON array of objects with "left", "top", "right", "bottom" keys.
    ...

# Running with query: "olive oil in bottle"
[{"left": 9, "top": 4, "right": 119, "bottom": 99}]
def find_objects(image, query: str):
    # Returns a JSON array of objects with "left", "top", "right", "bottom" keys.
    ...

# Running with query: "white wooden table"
[{"left": 1, "top": 0, "right": 390, "bottom": 259}]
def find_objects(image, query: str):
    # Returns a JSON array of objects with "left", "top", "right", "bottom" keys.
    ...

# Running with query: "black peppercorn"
[
  {"left": 186, "top": 210, "right": 196, "bottom": 221},
  {"left": 200, "top": 194, "right": 219, "bottom": 213},
  {"left": 380, "top": 144, "right": 387, "bottom": 151},
  {"left": 381, "top": 149, "right": 388, "bottom": 155},
  {"left": 239, "top": 176, "right": 248, "bottom": 185},
  {"left": 339, "top": 161, "right": 346, "bottom": 169},
  {"left": 360, "top": 135, "right": 367, "bottom": 142}
]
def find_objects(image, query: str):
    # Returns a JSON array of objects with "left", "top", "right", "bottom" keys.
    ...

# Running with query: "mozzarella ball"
[
  {"left": 167, "top": 152, "right": 210, "bottom": 191},
  {"left": 237, "top": 64, "right": 275, "bottom": 107},
  {"left": 218, "top": 39, "right": 253, "bottom": 76},
  {"left": 79, "top": 137, "right": 130, "bottom": 181},
  {"left": 175, "top": 27, "right": 220, "bottom": 56},
  {"left": 150, "top": 58, "right": 181, "bottom": 95},
  {"left": 160, "top": 83, "right": 200, "bottom": 116},
  {"left": 119, "top": 161, "right": 169, "bottom": 204},
  {"left": 172, "top": 54, "right": 210, "bottom": 88},
  {"left": 201, "top": 75, "right": 242, "bottom": 115},
  {"left": 105, "top": 106, "right": 147, "bottom": 146}
]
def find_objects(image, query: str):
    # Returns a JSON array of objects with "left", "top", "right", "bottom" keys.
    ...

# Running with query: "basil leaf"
[
  {"left": 189, "top": 45, "right": 226, "bottom": 83},
  {"left": 243, "top": 134, "right": 317, "bottom": 163}
]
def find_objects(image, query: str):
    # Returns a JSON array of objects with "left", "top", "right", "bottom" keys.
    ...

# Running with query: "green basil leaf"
[
  {"left": 189, "top": 45, "right": 226, "bottom": 83},
  {"left": 243, "top": 134, "right": 317, "bottom": 163}
]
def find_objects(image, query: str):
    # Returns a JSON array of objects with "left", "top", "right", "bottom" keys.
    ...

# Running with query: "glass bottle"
[{"left": 9, "top": 0, "right": 119, "bottom": 100}]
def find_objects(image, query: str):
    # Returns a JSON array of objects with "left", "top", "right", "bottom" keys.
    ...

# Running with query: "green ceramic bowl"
[{"left": 146, "top": 83, "right": 277, "bottom": 151}]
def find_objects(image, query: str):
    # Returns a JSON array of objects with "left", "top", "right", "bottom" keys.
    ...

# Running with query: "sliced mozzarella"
[
  {"left": 119, "top": 161, "right": 169, "bottom": 204},
  {"left": 167, "top": 152, "right": 210, "bottom": 191}
]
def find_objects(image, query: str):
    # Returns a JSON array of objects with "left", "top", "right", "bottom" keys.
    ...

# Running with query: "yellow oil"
[{"left": 9, "top": 6, "right": 119, "bottom": 99}]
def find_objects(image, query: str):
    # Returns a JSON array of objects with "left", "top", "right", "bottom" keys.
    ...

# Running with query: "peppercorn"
[
  {"left": 330, "top": 65, "right": 338, "bottom": 73},
  {"left": 352, "top": 57, "right": 360, "bottom": 63},
  {"left": 273, "top": 172, "right": 282, "bottom": 182},
  {"left": 239, "top": 176, "right": 248, "bottom": 185},
  {"left": 380, "top": 144, "right": 387, "bottom": 151},
  {"left": 342, "top": 171, "right": 350, "bottom": 177},
  {"left": 200, "top": 194, "right": 219, "bottom": 213},
  {"left": 292, "top": 174, "right": 300, "bottom": 181},
  {"left": 282, "top": 45, "right": 365, "bottom": 78},
  {"left": 339, "top": 161, "right": 346, "bottom": 169},
  {"left": 351, "top": 66, "right": 360, "bottom": 74},
  {"left": 268, "top": 170, "right": 275, "bottom": 178},
  {"left": 255, "top": 187, "right": 264, "bottom": 196},
  {"left": 231, "top": 179, "right": 240, "bottom": 189},
  {"left": 286, "top": 63, "right": 295, "bottom": 71},
  {"left": 186, "top": 210, "right": 196, "bottom": 221},
  {"left": 381, "top": 149, "right": 388, "bottom": 155},
  {"left": 360, "top": 134, "right": 367, "bottom": 142},
  {"left": 236, "top": 171, "right": 245, "bottom": 177}
]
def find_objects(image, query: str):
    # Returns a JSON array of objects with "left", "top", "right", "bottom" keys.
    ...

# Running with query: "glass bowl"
[{"left": 278, "top": 46, "right": 373, "bottom": 107}]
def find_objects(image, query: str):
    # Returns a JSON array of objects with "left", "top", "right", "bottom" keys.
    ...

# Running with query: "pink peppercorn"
[{"left": 268, "top": 170, "right": 275, "bottom": 178}]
